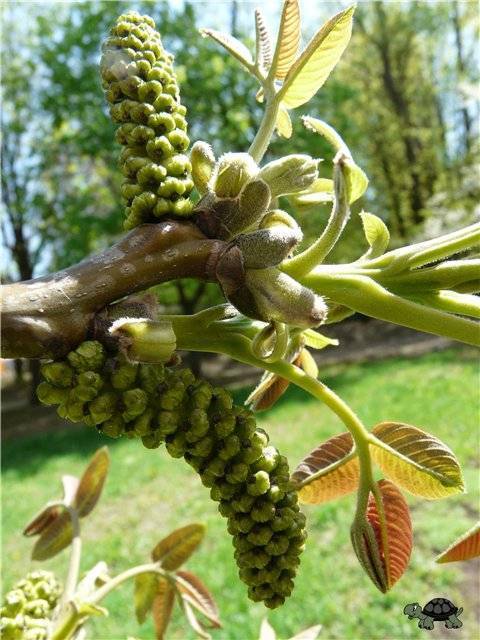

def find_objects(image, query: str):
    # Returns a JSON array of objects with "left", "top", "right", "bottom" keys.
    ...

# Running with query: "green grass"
[{"left": 2, "top": 349, "right": 479, "bottom": 639}]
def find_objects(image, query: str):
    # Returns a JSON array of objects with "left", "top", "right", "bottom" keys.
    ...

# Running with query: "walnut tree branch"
[{"left": 1, "top": 221, "right": 224, "bottom": 360}]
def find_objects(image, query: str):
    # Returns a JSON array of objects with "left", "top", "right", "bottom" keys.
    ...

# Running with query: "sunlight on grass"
[{"left": 2, "top": 349, "right": 478, "bottom": 639}]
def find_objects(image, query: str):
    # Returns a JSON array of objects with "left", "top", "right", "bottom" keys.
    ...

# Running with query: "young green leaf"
[
  {"left": 436, "top": 521, "right": 480, "bottom": 563},
  {"left": 73, "top": 446, "right": 110, "bottom": 517},
  {"left": 370, "top": 422, "right": 465, "bottom": 499},
  {"left": 152, "top": 523, "right": 205, "bottom": 570},
  {"left": 292, "top": 432, "right": 360, "bottom": 504},
  {"left": 260, "top": 617, "right": 277, "bottom": 640},
  {"left": 271, "top": 0, "right": 301, "bottom": 80},
  {"left": 303, "top": 329, "right": 339, "bottom": 350},
  {"left": 134, "top": 572, "right": 159, "bottom": 624},
  {"left": 31, "top": 510, "right": 73, "bottom": 560},
  {"left": 200, "top": 29, "right": 253, "bottom": 71},
  {"left": 359, "top": 211, "right": 390, "bottom": 257},
  {"left": 176, "top": 570, "right": 221, "bottom": 629},
  {"left": 289, "top": 625, "right": 322, "bottom": 640},
  {"left": 287, "top": 178, "right": 334, "bottom": 208},
  {"left": 276, "top": 103, "right": 293, "bottom": 138},
  {"left": 342, "top": 157, "right": 369, "bottom": 204},
  {"left": 366, "top": 480, "right": 412, "bottom": 590},
  {"left": 279, "top": 6, "right": 355, "bottom": 108},
  {"left": 152, "top": 578, "right": 176, "bottom": 640},
  {"left": 255, "top": 9, "right": 272, "bottom": 69}
]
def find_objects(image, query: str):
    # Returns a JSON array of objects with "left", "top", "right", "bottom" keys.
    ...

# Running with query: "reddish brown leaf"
[
  {"left": 436, "top": 522, "right": 480, "bottom": 563},
  {"left": 292, "top": 432, "right": 359, "bottom": 504},
  {"left": 23, "top": 504, "right": 62, "bottom": 537},
  {"left": 175, "top": 570, "right": 221, "bottom": 628},
  {"left": 74, "top": 447, "right": 110, "bottom": 517},
  {"left": 366, "top": 480, "right": 412, "bottom": 589},
  {"left": 152, "top": 577, "right": 176, "bottom": 640},
  {"left": 152, "top": 524, "right": 205, "bottom": 570},
  {"left": 32, "top": 510, "right": 73, "bottom": 560}
]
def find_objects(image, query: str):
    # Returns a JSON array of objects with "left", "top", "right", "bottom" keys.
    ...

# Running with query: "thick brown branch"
[{"left": 1, "top": 221, "right": 224, "bottom": 359}]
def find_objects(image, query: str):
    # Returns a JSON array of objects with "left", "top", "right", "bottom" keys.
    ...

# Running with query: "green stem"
[
  {"left": 380, "top": 259, "right": 480, "bottom": 291},
  {"left": 301, "top": 271, "right": 480, "bottom": 346},
  {"left": 284, "top": 156, "right": 350, "bottom": 279},
  {"left": 60, "top": 507, "right": 82, "bottom": 607},
  {"left": 406, "top": 290, "right": 480, "bottom": 319},
  {"left": 248, "top": 83, "right": 279, "bottom": 163},
  {"left": 88, "top": 563, "right": 168, "bottom": 605}
]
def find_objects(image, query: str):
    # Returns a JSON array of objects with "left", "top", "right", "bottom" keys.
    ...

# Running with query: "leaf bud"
[
  {"left": 258, "top": 154, "right": 319, "bottom": 197},
  {"left": 212, "top": 152, "right": 259, "bottom": 198}
]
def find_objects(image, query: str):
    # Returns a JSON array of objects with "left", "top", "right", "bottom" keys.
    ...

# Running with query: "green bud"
[
  {"left": 141, "top": 431, "right": 163, "bottom": 449},
  {"left": 266, "top": 534, "right": 289, "bottom": 556},
  {"left": 213, "top": 153, "right": 258, "bottom": 198},
  {"left": 237, "top": 178, "right": 271, "bottom": 232},
  {"left": 247, "top": 525, "right": 273, "bottom": 546},
  {"left": 67, "top": 341, "right": 106, "bottom": 372},
  {"left": 133, "top": 408, "right": 154, "bottom": 436},
  {"left": 247, "top": 471, "right": 271, "bottom": 496},
  {"left": 234, "top": 221, "right": 302, "bottom": 270},
  {"left": 214, "top": 414, "right": 236, "bottom": 438},
  {"left": 190, "top": 141, "right": 215, "bottom": 195},
  {"left": 40, "top": 362, "right": 74, "bottom": 388},
  {"left": 36, "top": 383, "right": 69, "bottom": 406},
  {"left": 253, "top": 446, "right": 280, "bottom": 473},
  {"left": 258, "top": 154, "right": 318, "bottom": 198},
  {"left": 101, "top": 415, "right": 126, "bottom": 439},
  {"left": 138, "top": 363, "right": 164, "bottom": 393},
  {"left": 218, "top": 435, "right": 241, "bottom": 460},
  {"left": 250, "top": 501, "right": 276, "bottom": 523},
  {"left": 226, "top": 463, "right": 249, "bottom": 484},
  {"left": 89, "top": 392, "right": 118, "bottom": 424}
]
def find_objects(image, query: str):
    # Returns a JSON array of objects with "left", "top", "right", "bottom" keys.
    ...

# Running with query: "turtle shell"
[{"left": 422, "top": 598, "right": 457, "bottom": 621}]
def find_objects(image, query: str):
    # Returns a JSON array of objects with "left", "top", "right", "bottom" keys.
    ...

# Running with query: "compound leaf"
[
  {"left": 74, "top": 446, "right": 110, "bottom": 517},
  {"left": 292, "top": 432, "right": 360, "bottom": 504},
  {"left": 272, "top": 0, "right": 301, "bottom": 80},
  {"left": 367, "top": 480, "right": 412, "bottom": 589},
  {"left": 152, "top": 523, "right": 205, "bottom": 570},
  {"left": 436, "top": 522, "right": 480, "bottom": 563},
  {"left": 370, "top": 422, "right": 464, "bottom": 499},
  {"left": 280, "top": 6, "right": 354, "bottom": 108}
]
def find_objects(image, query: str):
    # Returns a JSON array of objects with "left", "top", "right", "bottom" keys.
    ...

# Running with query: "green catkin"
[
  {"left": 0, "top": 571, "right": 62, "bottom": 640},
  {"left": 100, "top": 12, "right": 194, "bottom": 230},
  {"left": 37, "top": 341, "right": 307, "bottom": 608}
]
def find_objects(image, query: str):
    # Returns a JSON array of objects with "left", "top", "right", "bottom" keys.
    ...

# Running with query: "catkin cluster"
[
  {"left": 37, "top": 341, "right": 306, "bottom": 608},
  {"left": 100, "top": 12, "right": 194, "bottom": 230},
  {"left": 0, "top": 571, "right": 62, "bottom": 640}
]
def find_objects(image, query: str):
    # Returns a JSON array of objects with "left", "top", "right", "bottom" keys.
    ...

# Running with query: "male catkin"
[
  {"left": 100, "top": 12, "right": 194, "bottom": 229},
  {"left": 37, "top": 341, "right": 307, "bottom": 608}
]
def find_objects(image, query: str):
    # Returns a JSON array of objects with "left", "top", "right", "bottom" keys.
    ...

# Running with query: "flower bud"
[
  {"left": 213, "top": 153, "right": 259, "bottom": 198},
  {"left": 258, "top": 154, "right": 319, "bottom": 198},
  {"left": 190, "top": 141, "right": 216, "bottom": 195},
  {"left": 233, "top": 221, "right": 302, "bottom": 270}
]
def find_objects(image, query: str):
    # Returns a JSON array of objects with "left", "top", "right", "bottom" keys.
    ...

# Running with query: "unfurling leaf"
[
  {"left": 32, "top": 510, "right": 74, "bottom": 560},
  {"left": 74, "top": 446, "right": 110, "bottom": 517},
  {"left": 176, "top": 570, "right": 221, "bottom": 628},
  {"left": 302, "top": 117, "right": 368, "bottom": 203},
  {"left": 436, "top": 522, "right": 480, "bottom": 563},
  {"left": 288, "top": 178, "right": 334, "bottom": 208},
  {"left": 370, "top": 422, "right": 464, "bottom": 499},
  {"left": 272, "top": 0, "right": 301, "bottom": 80},
  {"left": 76, "top": 561, "right": 110, "bottom": 599},
  {"left": 366, "top": 480, "right": 412, "bottom": 590},
  {"left": 182, "top": 596, "right": 211, "bottom": 639},
  {"left": 246, "top": 370, "right": 291, "bottom": 411},
  {"left": 303, "top": 329, "right": 339, "bottom": 350},
  {"left": 255, "top": 9, "right": 273, "bottom": 69},
  {"left": 152, "top": 578, "right": 176, "bottom": 640},
  {"left": 292, "top": 432, "right": 360, "bottom": 504},
  {"left": 135, "top": 572, "right": 159, "bottom": 624},
  {"left": 359, "top": 211, "right": 390, "bottom": 257},
  {"left": 152, "top": 523, "right": 205, "bottom": 570},
  {"left": 279, "top": 6, "right": 355, "bottom": 108},
  {"left": 289, "top": 625, "right": 323, "bottom": 640},
  {"left": 276, "top": 103, "right": 293, "bottom": 138},
  {"left": 200, "top": 29, "right": 253, "bottom": 70},
  {"left": 24, "top": 504, "right": 63, "bottom": 537},
  {"left": 260, "top": 617, "right": 277, "bottom": 640},
  {"left": 298, "top": 348, "right": 318, "bottom": 378}
]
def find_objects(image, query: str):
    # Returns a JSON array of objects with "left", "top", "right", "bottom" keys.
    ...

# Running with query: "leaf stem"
[
  {"left": 88, "top": 563, "right": 168, "bottom": 605},
  {"left": 248, "top": 82, "right": 279, "bottom": 163},
  {"left": 61, "top": 507, "right": 82, "bottom": 607}
]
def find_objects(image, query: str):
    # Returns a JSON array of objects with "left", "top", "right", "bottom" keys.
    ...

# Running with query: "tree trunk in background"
[{"left": 452, "top": 2, "right": 472, "bottom": 154}]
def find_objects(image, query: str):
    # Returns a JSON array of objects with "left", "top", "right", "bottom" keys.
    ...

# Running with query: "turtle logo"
[{"left": 404, "top": 598, "right": 463, "bottom": 630}]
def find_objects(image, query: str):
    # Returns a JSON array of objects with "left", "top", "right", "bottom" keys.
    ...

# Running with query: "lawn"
[{"left": 2, "top": 348, "right": 479, "bottom": 639}]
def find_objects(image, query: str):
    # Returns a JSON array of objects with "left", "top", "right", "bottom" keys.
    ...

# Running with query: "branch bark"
[{"left": 1, "top": 221, "right": 224, "bottom": 360}]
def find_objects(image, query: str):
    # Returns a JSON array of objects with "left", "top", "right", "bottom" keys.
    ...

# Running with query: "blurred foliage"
[{"left": 1, "top": 0, "right": 478, "bottom": 289}]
